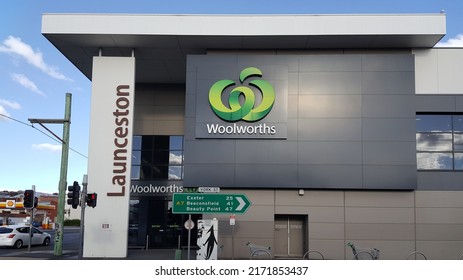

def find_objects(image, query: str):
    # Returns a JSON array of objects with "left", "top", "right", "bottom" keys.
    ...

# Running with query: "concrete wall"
[{"left": 205, "top": 190, "right": 463, "bottom": 260}]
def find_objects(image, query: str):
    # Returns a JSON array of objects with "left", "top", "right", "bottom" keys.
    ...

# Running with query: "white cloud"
[
  {"left": 0, "top": 99, "right": 20, "bottom": 122},
  {"left": 169, "top": 152, "right": 183, "bottom": 165},
  {"left": 11, "top": 73, "right": 45, "bottom": 96},
  {"left": 0, "top": 105, "right": 10, "bottom": 121},
  {"left": 436, "top": 34, "right": 463, "bottom": 47},
  {"left": 0, "top": 36, "right": 72, "bottom": 81},
  {"left": 0, "top": 99, "right": 21, "bottom": 110},
  {"left": 32, "top": 143, "right": 62, "bottom": 152}
]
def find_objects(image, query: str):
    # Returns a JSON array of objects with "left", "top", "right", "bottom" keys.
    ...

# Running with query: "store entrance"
[
  {"left": 148, "top": 200, "right": 182, "bottom": 248},
  {"left": 128, "top": 198, "right": 201, "bottom": 249},
  {"left": 148, "top": 199, "right": 203, "bottom": 249}
]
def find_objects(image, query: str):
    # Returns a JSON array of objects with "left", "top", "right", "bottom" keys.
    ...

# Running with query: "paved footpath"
[{"left": 0, "top": 248, "right": 196, "bottom": 260}]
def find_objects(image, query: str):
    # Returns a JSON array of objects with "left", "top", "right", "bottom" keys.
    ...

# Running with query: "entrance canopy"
[{"left": 42, "top": 13, "right": 446, "bottom": 84}]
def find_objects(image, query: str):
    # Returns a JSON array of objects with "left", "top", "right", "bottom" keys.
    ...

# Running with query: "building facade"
[{"left": 42, "top": 13, "right": 463, "bottom": 259}]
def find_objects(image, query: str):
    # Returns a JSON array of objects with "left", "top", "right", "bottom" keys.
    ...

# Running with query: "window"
[
  {"left": 416, "top": 114, "right": 463, "bottom": 170},
  {"left": 16, "top": 227, "right": 29, "bottom": 233},
  {"left": 131, "top": 135, "right": 184, "bottom": 180},
  {"left": 0, "top": 227, "right": 13, "bottom": 234}
]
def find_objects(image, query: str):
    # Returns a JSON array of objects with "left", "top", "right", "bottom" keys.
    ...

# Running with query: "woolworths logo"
[{"left": 209, "top": 67, "right": 275, "bottom": 122}]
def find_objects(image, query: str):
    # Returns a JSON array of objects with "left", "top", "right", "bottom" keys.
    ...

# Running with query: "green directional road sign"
[{"left": 172, "top": 193, "right": 251, "bottom": 214}]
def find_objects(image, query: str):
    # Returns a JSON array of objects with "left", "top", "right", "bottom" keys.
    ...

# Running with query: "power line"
[{"left": 0, "top": 113, "right": 88, "bottom": 158}]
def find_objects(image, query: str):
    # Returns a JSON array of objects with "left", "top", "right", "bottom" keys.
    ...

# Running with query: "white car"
[{"left": 0, "top": 225, "right": 51, "bottom": 249}]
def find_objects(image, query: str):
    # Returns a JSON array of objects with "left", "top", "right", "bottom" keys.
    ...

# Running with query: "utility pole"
[{"left": 29, "top": 93, "right": 72, "bottom": 256}]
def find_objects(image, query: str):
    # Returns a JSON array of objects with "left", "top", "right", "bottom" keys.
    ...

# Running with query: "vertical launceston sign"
[
  {"left": 84, "top": 56, "right": 135, "bottom": 258},
  {"left": 110, "top": 84, "right": 131, "bottom": 196},
  {"left": 195, "top": 65, "right": 288, "bottom": 139}
]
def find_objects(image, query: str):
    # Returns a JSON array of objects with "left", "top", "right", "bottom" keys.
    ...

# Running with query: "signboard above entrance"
[{"left": 172, "top": 193, "right": 251, "bottom": 214}]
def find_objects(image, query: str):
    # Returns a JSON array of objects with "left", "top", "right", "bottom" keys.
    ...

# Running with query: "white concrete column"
[{"left": 83, "top": 56, "right": 135, "bottom": 258}]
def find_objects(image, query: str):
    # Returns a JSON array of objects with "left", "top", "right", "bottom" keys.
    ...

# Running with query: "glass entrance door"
[{"left": 148, "top": 200, "right": 182, "bottom": 248}]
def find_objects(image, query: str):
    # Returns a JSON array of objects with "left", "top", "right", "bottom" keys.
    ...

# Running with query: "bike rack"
[
  {"left": 302, "top": 250, "right": 325, "bottom": 260},
  {"left": 250, "top": 249, "right": 272, "bottom": 259},
  {"left": 407, "top": 251, "right": 427, "bottom": 260},
  {"left": 353, "top": 251, "right": 375, "bottom": 260}
]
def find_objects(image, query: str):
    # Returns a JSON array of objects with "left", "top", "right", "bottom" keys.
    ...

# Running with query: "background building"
[
  {"left": 42, "top": 13, "right": 463, "bottom": 259},
  {"left": 0, "top": 191, "right": 57, "bottom": 227}
]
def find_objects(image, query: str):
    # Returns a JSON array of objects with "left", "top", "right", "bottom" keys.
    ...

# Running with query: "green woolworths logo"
[{"left": 208, "top": 67, "right": 275, "bottom": 122}]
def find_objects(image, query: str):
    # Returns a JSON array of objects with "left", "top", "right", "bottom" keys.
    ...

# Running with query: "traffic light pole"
[
  {"left": 27, "top": 185, "right": 35, "bottom": 253},
  {"left": 30, "top": 93, "right": 72, "bottom": 256},
  {"left": 79, "top": 175, "right": 87, "bottom": 259}
]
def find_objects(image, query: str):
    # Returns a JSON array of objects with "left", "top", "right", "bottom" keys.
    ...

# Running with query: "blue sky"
[{"left": 1, "top": 0, "right": 463, "bottom": 194}]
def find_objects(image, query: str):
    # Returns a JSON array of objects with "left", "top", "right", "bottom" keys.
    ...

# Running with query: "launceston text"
[{"left": 109, "top": 85, "right": 131, "bottom": 196}]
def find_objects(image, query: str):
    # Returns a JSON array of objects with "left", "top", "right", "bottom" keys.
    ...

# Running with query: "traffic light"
[
  {"left": 86, "top": 193, "right": 97, "bottom": 208},
  {"left": 67, "top": 181, "right": 81, "bottom": 209},
  {"left": 23, "top": 190, "right": 35, "bottom": 209}
]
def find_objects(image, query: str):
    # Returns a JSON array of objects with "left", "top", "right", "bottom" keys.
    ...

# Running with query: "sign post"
[
  {"left": 172, "top": 193, "right": 251, "bottom": 214},
  {"left": 230, "top": 214, "right": 236, "bottom": 260}
]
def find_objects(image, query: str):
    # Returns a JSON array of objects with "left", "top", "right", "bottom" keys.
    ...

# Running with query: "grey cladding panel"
[
  {"left": 235, "top": 164, "right": 298, "bottom": 187},
  {"left": 184, "top": 163, "right": 236, "bottom": 187},
  {"left": 363, "top": 142, "right": 417, "bottom": 165},
  {"left": 298, "top": 165, "right": 362, "bottom": 189},
  {"left": 185, "top": 71, "right": 196, "bottom": 96},
  {"left": 415, "top": 95, "right": 457, "bottom": 112},
  {"left": 276, "top": 55, "right": 299, "bottom": 72},
  {"left": 288, "top": 72, "right": 299, "bottom": 95},
  {"left": 299, "top": 72, "right": 361, "bottom": 95},
  {"left": 362, "top": 118, "right": 416, "bottom": 142},
  {"left": 362, "top": 72, "right": 415, "bottom": 94},
  {"left": 363, "top": 95, "right": 415, "bottom": 118},
  {"left": 184, "top": 140, "right": 236, "bottom": 163},
  {"left": 184, "top": 95, "right": 196, "bottom": 118},
  {"left": 299, "top": 55, "right": 362, "bottom": 72},
  {"left": 361, "top": 54, "right": 414, "bottom": 72},
  {"left": 184, "top": 118, "right": 196, "bottom": 141},
  {"left": 235, "top": 140, "right": 297, "bottom": 164},
  {"left": 298, "top": 142, "right": 362, "bottom": 165},
  {"left": 363, "top": 166, "right": 416, "bottom": 189},
  {"left": 287, "top": 95, "right": 299, "bottom": 117},
  {"left": 298, "top": 117, "right": 362, "bottom": 141},
  {"left": 298, "top": 95, "right": 361, "bottom": 117},
  {"left": 457, "top": 96, "right": 463, "bottom": 111},
  {"left": 287, "top": 118, "right": 298, "bottom": 141},
  {"left": 418, "top": 172, "right": 463, "bottom": 190},
  {"left": 194, "top": 79, "right": 219, "bottom": 123}
]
